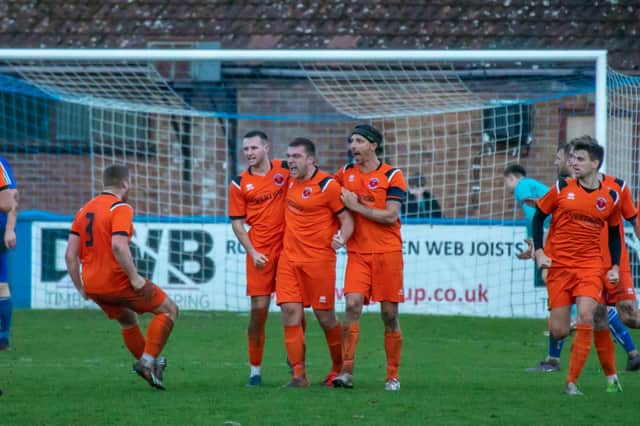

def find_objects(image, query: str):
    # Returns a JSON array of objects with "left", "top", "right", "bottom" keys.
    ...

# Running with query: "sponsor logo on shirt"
[
  {"left": 246, "top": 183, "right": 254, "bottom": 191},
  {"left": 567, "top": 192, "right": 575, "bottom": 200},
  {"left": 348, "top": 174, "right": 355, "bottom": 182}
]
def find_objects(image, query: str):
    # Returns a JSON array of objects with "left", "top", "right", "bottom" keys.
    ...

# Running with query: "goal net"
[{"left": 0, "top": 50, "right": 632, "bottom": 317}]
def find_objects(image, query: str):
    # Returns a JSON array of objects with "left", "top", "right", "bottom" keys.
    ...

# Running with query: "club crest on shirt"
[
  {"left": 302, "top": 186, "right": 313, "bottom": 199},
  {"left": 595, "top": 196, "right": 607, "bottom": 211},
  {"left": 273, "top": 173, "right": 285, "bottom": 186},
  {"left": 368, "top": 177, "right": 379, "bottom": 189}
]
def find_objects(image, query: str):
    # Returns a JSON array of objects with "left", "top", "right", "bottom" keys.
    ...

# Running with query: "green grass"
[{"left": 2, "top": 310, "right": 640, "bottom": 425}]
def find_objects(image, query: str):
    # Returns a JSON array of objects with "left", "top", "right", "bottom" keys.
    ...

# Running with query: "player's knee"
[
  {"left": 381, "top": 308, "right": 398, "bottom": 328},
  {"left": 160, "top": 298, "right": 179, "bottom": 322},
  {"left": 592, "top": 305, "right": 608, "bottom": 330},
  {"left": 0, "top": 284, "right": 10, "bottom": 298},
  {"left": 617, "top": 304, "right": 635, "bottom": 326},
  {"left": 550, "top": 324, "right": 570, "bottom": 340}
]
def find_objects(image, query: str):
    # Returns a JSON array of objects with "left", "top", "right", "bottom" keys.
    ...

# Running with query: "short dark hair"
[
  {"left": 103, "top": 164, "right": 129, "bottom": 187},
  {"left": 243, "top": 130, "right": 269, "bottom": 142},
  {"left": 557, "top": 141, "right": 573, "bottom": 156},
  {"left": 571, "top": 136, "right": 604, "bottom": 169},
  {"left": 503, "top": 164, "right": 527, "bottom": 178},
  {"left": 350, "top": 124, "right": 383, "bottom": 155},
  {"left": 289, "top": 137, "right": 316, "bottom": 157}
]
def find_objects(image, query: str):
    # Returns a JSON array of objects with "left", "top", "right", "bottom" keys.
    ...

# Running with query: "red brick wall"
[{"left": 4, "top": 88, "right": 586, "bottom": 221}]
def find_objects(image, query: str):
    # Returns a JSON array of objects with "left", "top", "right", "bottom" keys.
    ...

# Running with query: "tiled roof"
[{"left": 1, "top": 1, "right": 639, "bottom": 71}]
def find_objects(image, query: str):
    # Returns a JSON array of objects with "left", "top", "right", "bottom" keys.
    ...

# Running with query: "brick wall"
[{"left": 3, "top": 88, "right": 585, "bottom": 221}]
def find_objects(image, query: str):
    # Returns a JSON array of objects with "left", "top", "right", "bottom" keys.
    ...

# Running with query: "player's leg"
[
  {"left": 334, "top": 252, "right": 371, "bottom": 388},
  {"left": 381, "top": 301, "right": 401, "bottom": 391},
  {"left": 607, "top": 304, "right": 640, "bottom": 371},
  {"left": 281, "top": 302, "right": 307, "bottom": 387},
  {"left": 115, "top": 307, "right": 145, "bottom": 359},
  {"left": 565, "top": 295, "right": 597, "bottom": 394},
  {"left": 593, "top": 304, "right": 621, "bottom": 392},
  {"left": 276, "top": 258, "right": 308, "bottom": 387},
  {"left": 313, "top": 308, "right": 342, "bottom": 385},
  {"left": 245, "top": 251, "right": 278, "bottom": 386},
  {"left": 125, "top": 281, "right": 178, "bottom": 390},
  {"left": 374, "top": 251, "right": 404, "bottom": 391},
  {"left": 247, "top": 295, "right": 271, "bottom": 385},
  {"left": 0, "top": 251, "right": 13, "bottom": 351}
]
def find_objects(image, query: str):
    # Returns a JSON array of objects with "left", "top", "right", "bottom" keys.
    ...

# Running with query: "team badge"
[
  {"left": 368, "top": 177, "right": 379, "bottom": 189},
  {"left": 595, "top": 196, "right": 607, "bottom": 211},
  {"left": 302, "top": 186, "right": 313, "bottom": 199},
  {"left": 273, "top": 173, "right": 285, "bottom": 186}
]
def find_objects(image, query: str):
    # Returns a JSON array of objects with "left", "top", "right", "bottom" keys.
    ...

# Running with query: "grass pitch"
[{"left": 2, "top": 310, "right": 640, "bottom": 425}]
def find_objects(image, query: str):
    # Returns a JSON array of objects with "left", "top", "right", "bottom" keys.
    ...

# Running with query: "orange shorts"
[
  {"left": 344, "top": 251, "right": 404, "bottom": 304},
  {"left": 603, "top": 269, "right": 636, "bottom": 305},
  {"left": 275, "top": 253, "right": 336, "bottom": 309},
  {"left": 87, "top": 280, "right": 168, "bottom": 320},
  {"left": 246, "top": 250, "right": 280, "bottom": 296},
  {"left": 546, "top": 267, "right": 604, "bottom": 310}
]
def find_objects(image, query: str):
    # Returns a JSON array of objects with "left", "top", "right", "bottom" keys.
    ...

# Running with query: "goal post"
[{"left": 0, "top": 48, "right": 628, "bottom": 317}]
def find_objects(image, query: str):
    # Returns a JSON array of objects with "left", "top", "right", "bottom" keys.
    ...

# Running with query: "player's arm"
[
  {"left": 65, "top": 233, "right": 87, "bottom": 300},
  {"left": 231, "top": 218, "right": 268, "bottom": 268},
  {"left": 112, "top": 234, "right": 145, "bottom": 290},
  {"left": 3, "top": 190, "right": 17, "bottom": 249},
  {"left": 332, "top": 209, "right": 354, "bottom": 250},
  {"left": 341, "top": 189, "right": 401, "bottom": 225},
  {"left": 532, "top": 207, "right": 551, "bottom": 270},
  {"left": 0, "top": 188, "right": 18, "bottom": 214}
]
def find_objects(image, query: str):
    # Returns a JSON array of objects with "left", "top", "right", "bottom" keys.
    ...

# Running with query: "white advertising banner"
[{"left": 31, "top": 221, "right": 551, "bottom": 317}]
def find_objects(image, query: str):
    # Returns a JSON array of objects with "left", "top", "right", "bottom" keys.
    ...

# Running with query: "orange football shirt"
[
  {"left": 600, "top": 174, "right": 637, "bottom": 271},
  {"left": 70, "top": 192, "right": 134, "bottom": 294},
  {"left": 334, "top": 162, "right": 406, "bottom": 253},
  {"left": 537, "top": 178, "right": 621, "bottom": 269},
  {"left": 228, "top": 160, "right": 289, "bottom": 252},
  {"left": 283, "top": 168, "right": 345, "bottom": 262}
]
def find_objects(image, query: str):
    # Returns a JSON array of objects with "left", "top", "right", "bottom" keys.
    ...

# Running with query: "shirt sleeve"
[
  {"left": 334, "top": 167, "right": 345, "bottom": 185},
  {"left": 69, "top": 209, "right": 83, "bottom": 235},
  {"left": 111, "top": 203, "right": 134, "bottom": 236},
  {"left": 386, "top": 169, "right": 407, "bottom": 203},
  {"left": 325, "top": 179, "right": 346, "bottom": 214},
  {"left": 607, "top": 198, "right": 622, "bottom": 227},
  {"left": 228, "top": 177, "right": 246, "bottom": 220},
  {"left": 0, "top": 158, "right": 17, "bottom": 190},
  {"left": 536, "top": 182, "right": 559, "bottom": 215},
  {"left": 620, "top": 185, "right": 637, "bottom": 221}
]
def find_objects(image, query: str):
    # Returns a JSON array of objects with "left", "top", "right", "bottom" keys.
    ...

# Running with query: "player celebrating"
[
  {"left": 65, "top": 165, "right": 179, "bottom": 390},
  {"left": 533, "top": 138, "right": 622, "bottom": 395},
  {"left": 229, "top": 130, "right": 289, "bottom": 386},
  {"left": 0, "top": 155, "right": 17, "bottom": 352},
  {"left": 332, "top": 124, "right": 407, "bottom": 391},
  {"left": 276, "top": 137, "right": 353, "bottom": 388}
]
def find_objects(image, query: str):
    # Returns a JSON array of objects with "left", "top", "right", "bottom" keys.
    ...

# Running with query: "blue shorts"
[{"left": 0, "top": 250, "right": 8, "bottom": 283}]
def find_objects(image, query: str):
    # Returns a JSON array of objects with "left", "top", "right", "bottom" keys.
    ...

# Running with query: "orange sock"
[
  {"left": 248, "top": 308, "right": 268, "bottom": 367},
  {"left": 594, "top": 328, "right": 617, "bottom": 376},
  {"left": 567, "top": 324, "right": 593, "bottom": 384},
  {"left": 284, "top": 325, "right": 306, "bottom": 378},
  {"left": 384, "top": 330, "right": 402, "bottom": 380},
  {"left": 342, "top": 322, "right": 360, "bottom": 374},
  {"left": 121, "top": 325, "right": 145, "bottom": 359},
  {"left": 143, "top": 313, "right": 174, "bottom": 358},
  {"left": 324, "top": 323, "right": 342, "bottom": 373}
]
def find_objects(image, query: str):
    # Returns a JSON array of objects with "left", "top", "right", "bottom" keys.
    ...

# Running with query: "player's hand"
[
  {"left": 3, "top": 229, "right": 15, "bottom": 249},
  {"left": 331, "top": 230, "right": 345, "bottom": 250},
  {"left": 130, "top": 274, "right": 146, "bottom": 291},
  {"left": 535, "top": 249, "right": 551, "bottom": 269},
  {"left": 250, "top": 250, "right": 268, "bottom": 269},
  {"left": 607, "top": 266, "right": 620, "bottom": 285},
  {"left": 340, "top": 188, "right": 360, "bottom": 210},
  {"left": 78, "top": 286, "right": 88, "bottom": 300},
  {"left": 516, "top": 239, "right": 534, "bottom": 260}
]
